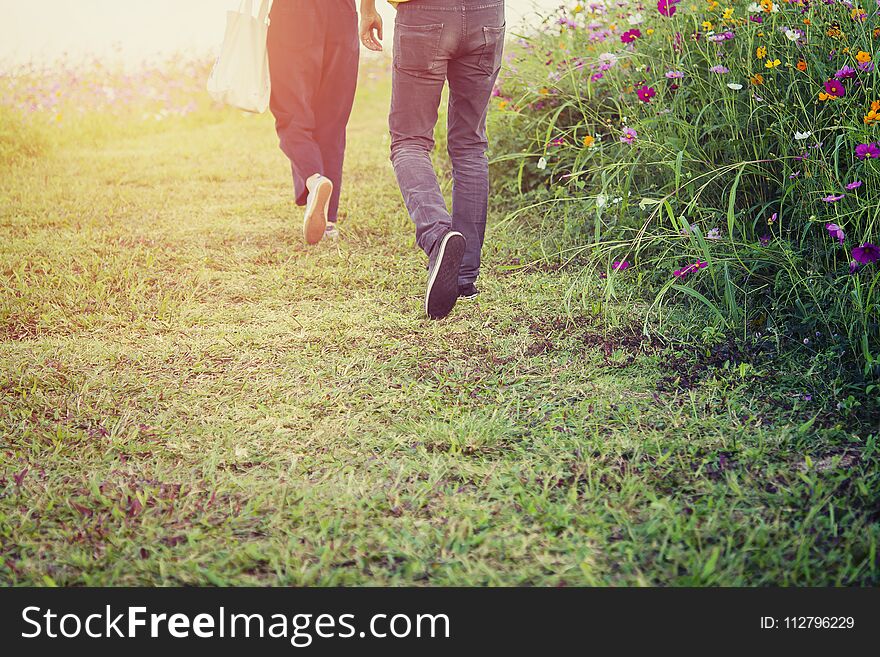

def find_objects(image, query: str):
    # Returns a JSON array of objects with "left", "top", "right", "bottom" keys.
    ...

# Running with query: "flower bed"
[{"left": 492, "top": 0, "right": 880, "bottom": 378}]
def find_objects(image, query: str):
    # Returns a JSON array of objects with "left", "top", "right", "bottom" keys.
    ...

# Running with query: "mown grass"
[{"left": 1, "top": 75, "right": 878, "bottom": 586}]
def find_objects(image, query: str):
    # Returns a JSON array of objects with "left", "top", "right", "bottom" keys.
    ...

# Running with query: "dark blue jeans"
[
  {"left": 268, "top": 0, "right": 359, "bottom": 222},
  {"left": 390, "top": 0, "right": 505, "bottom": 286}
]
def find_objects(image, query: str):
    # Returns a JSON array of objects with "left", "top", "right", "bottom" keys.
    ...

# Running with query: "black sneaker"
[
  {"left": 458, "top": 283, "right": 479, "bottom": 300},
  {"left": 426, "top": 231, "right": 466, "bottom": 320}
]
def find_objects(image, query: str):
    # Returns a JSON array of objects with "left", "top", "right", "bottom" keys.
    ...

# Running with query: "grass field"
[{"left": 1, "top": 73, "right": 879, "bottom": 586}]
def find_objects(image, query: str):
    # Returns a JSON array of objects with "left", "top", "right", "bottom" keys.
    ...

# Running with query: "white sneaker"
[{"left": 303, "top": 176, "right": 333, "bottom": 245}]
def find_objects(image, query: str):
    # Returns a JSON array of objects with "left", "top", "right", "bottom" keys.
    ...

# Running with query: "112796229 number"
[{"left": 783, "top": 617, "right": 855, "bottom": 629}]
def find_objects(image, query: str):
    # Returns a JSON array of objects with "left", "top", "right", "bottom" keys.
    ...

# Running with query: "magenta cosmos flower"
[
  {"left": 674, "top": 261, "right": 708, "bottom": 278},
  {"left": 824, "top": 79, "right": 846, "bottom": 97},
  {"left": 855, "top": 142, "right": 880, "bottom": 160},
  {"left": 822, "top": 194, "right": 845, "bottom": 202},
  {"left": 846, "top": 180, "right": 863, "bottom": 190},
  {"left": 657, "top": 0, "right": 679, "bottom": 16},
  {"left": 826, "top": 223, "right": 846, "bottom": 244},
  {"left": 636, "top": 85, "right": 656, "bottom": 102},
  {"left": 834, "top": 65, "right": 857, "bottom": 80},
  {"left": 852, "top": 243, "right": 880, "bottom": 264},
  {"left": 621, "top": 29, "right": 642, "bottom": 43},
  {"left": 612, "top": 261, "right": 631, "bottom": 271},
  {"left": 620, "top": 127, "right": 638, "bottom": 143}
]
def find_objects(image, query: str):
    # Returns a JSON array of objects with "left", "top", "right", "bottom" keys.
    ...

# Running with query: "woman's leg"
[
  {"left": 267, "top": 0, "right": 326, "bottom": 207},
  {"left": 313, "top": 1, "right": 360, "bottom": 223}
]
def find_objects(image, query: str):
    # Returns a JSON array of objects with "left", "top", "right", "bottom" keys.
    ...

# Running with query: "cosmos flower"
[
  {"left": 822, "top": 194, "right": 845, "bottom": 202},
  {"left": 620, "top": 127, "right": 638, "bottom": 143},
  {"left": 727, "top": 83, "right": 743, "bottom": 90},
  {"left": 846, "top": 180, "right": 863, "bottom": 190},
  {"left": 636, "top": 85, "right": 657, "bottom": 102},
  {"left": 709, "top": 65, "right": 730, "bottom": 74},
  {"left": 621, "top": 29, "right": 642, "bottom": 43},
  {"left": 855, "top": 142, "right": 880, "bottom": 159},
  {"left": 824, "top": 79, "right": 846, "bottom": 97},
  {"left": 657, "top": 0, "right": 679, "bottom": 16},
  {"left": 835, "top": 65, "right": 857, "bottom": 79},
  {"left": 826, "top": 223, "right": 846, "bottom": 243},
  {"left": 665, "top": 70, "right": 684, "bottom": 79},
  {"left": 852, "top": 243, "right": 880, "bottom": 264},
  {"left": 612, "top": 261, "right": 631, "bottom": 270}
]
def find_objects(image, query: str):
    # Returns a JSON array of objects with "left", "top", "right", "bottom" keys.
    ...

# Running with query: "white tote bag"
[{"left": 207, "top": 0, "right": 273, "bottom": 113}]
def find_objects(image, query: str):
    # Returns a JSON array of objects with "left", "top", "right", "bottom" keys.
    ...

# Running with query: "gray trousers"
[{"left": 390, "top": 0, "right": 505, "bottom": 286}]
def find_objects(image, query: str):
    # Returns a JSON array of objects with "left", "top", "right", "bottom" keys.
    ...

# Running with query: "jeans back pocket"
[
  {"left": 478, "top": 24, "right": 506, "bottom": 76},
  {"left": 394, "top": 23, "right": 444, "bottom": 75}
]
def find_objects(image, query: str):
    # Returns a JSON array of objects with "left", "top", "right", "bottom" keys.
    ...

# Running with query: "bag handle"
[
  {"left": 258, "top": 0, "right": 272, "bottom": 25},
  {"left": 238, "top": 0, "right": 272, "bottom": 23}
]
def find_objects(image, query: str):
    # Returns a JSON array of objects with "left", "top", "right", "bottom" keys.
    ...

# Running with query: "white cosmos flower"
[
  {"left": 785, "top": 29, "right": 800, "bottom": 41},
  {"left": 794, "top": 131, "right": 812, "bottom": 140},
  {"left": 727, "top": 83, "right": 743, "bottom": 90},
  {"left": 596, "top": 194, "right": 608, "bottom": 208},
  {"left": 537, "top": 157, "right": 547, "bottom": 170},
  {"left": 747, "top": 2, "right": 761, "bottom": 11},
  {"left": 628, "top": 13, "right": 644, "bottom": 25}
]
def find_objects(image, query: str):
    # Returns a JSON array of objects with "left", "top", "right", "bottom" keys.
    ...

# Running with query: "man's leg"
[
  {"left": 388, "top": 20, "right": 451, "bottom": 259},
  {"left": 447, "top": 4, "right": 505, "bottom": 290},
  {"left": 389, "top": 9, "right": 468, "bottom": 319},
  {"left": 267, "top": 0, "right": 326, "bottom": 208},
  {"left": 313, "top": 0, "right": 360, "bottom": 224}
]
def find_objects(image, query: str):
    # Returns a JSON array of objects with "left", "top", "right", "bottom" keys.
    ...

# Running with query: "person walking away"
[
  {"left": 268, "top": 0, "right": 360, "bottom": 244},
  {"left": 359, "top": 0, "right": 505, "bottom": 319}
]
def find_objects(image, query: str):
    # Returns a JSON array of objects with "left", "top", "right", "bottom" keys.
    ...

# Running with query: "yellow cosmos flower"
[
  {"left": 498, "top": 100, "right": 509, "bottom": 110},
  {"left": 856, "top": 51, "right": 872, "bottom": 63},
  {"left": 750, "top": 74, "right": 764, "bottom": 85},
  {"left": 539, "top": 87, "right": 550, "bottom": 96},
  {"left": 723, "top": 7, "right": 734, "bottom": 19},
  {"left": 765, "top": 59, "right": 781, "bottom": 69},
  {"left": 756, "top": 46, "right": 767, "bottom": 59},
  {"left": 583, "top": 135, "right": 596, "bottom": 148},
  {"left": 702, "top": 21, "right": 714, "bottom": 30},
  {"left": 760, "top": 0, "right": 774, "bottom": 12}
]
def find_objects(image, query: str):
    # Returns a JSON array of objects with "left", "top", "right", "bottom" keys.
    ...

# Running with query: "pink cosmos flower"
[
  {"left": 674, "top": 261, "right": 709, "bottom": 278},
  {"left": 824, "top": 79, "right": 846, "bottom": 97},
  {"left": 591, "top": 72, "right": 604, "bottom": 82},
  {"left": 665, "top": 70, "right": 684, "bottom": 79},
  {"left": 826, "top": 223, "right": 846, "bottom": 244},
  {"left": 657, "top": 0, "right": 678, "bottom": 16},
  {"left": 852, "top": 243, "right": 880, "bottom": 264},
  {"left": 855, "top": 142, "right": 880, "bottom": 159},
  {"left": 621, "top": 29, "right": 642, "bottom": 43},
  {"left": 834, "top": 65, "right": 857, "bottom": 79},
  {"left": 760, "top": 234, "right": 771, "bottom": 246},
  {"left": 822, "top": 194, "right": 845, "bottom": 202},
  {"left": 846, "top": 180, "right": 863, "bottom": 190},
  {"left": 636, "top": 85, "right": 656, "bottom": 102},
  {"left": 709, "top": 65, "right": 730, "bottom": 74},
  {"left": 620, "top": 127, "right": 638, "bottom": 143}
]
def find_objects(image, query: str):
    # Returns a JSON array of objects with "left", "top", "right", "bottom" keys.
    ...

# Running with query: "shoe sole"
[
  {"left": 459, "top": 293, "right": 479, "bottom": 301},
  {"left": 426, "top": 232, "right": 466, "bottom": 320},
  {"left": 303, "top": 178, "right": 332, "bottom": 245}
]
